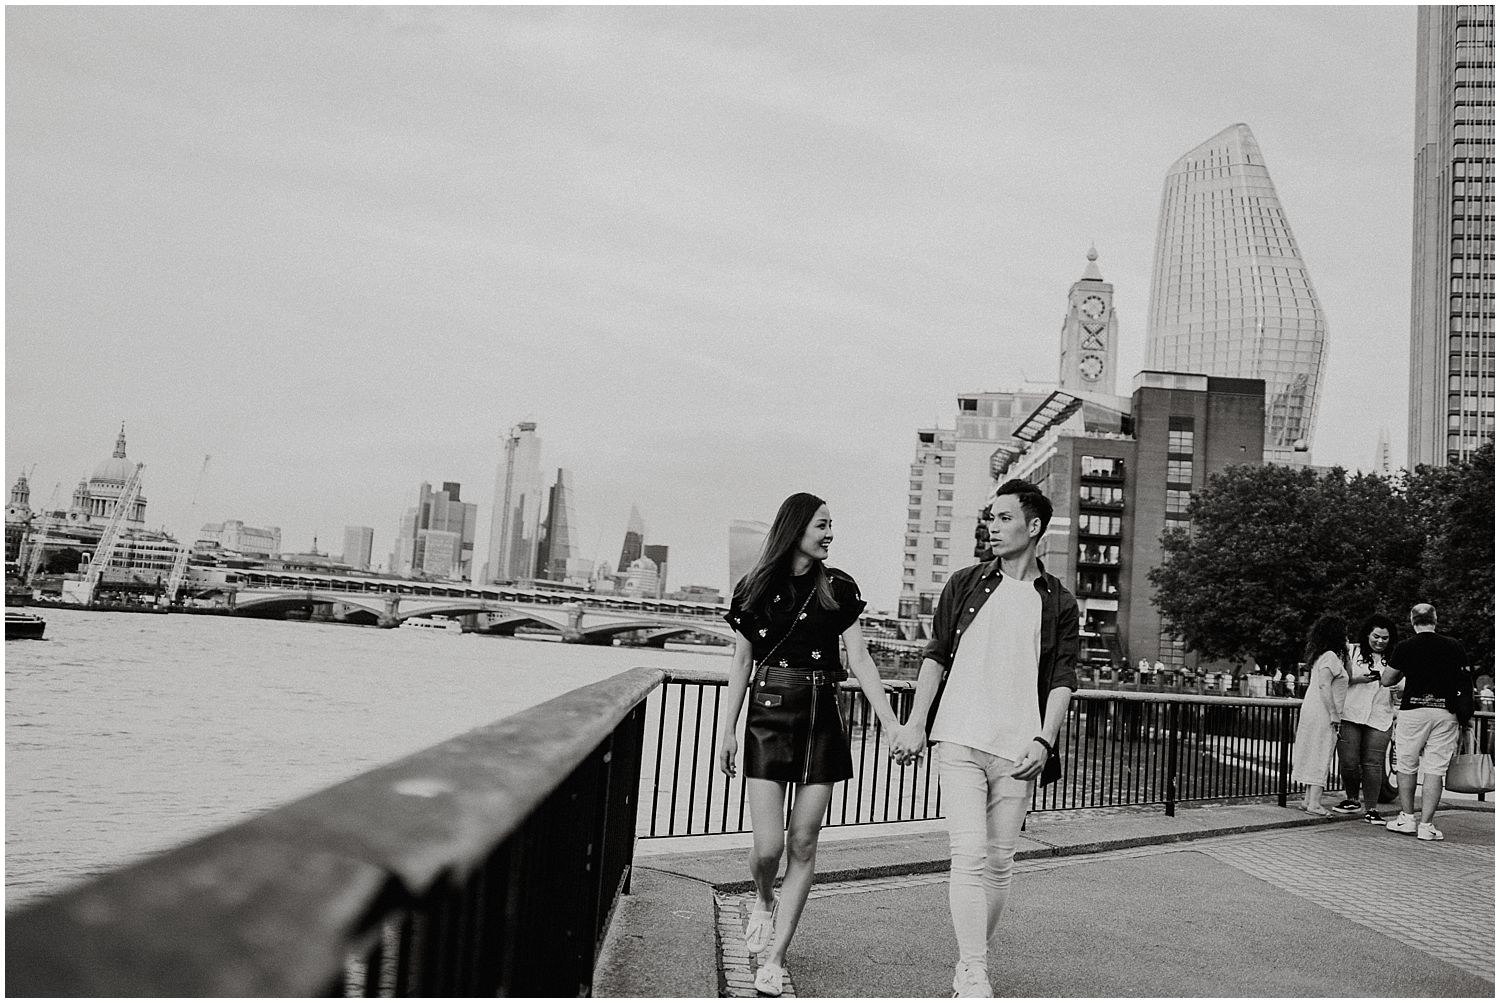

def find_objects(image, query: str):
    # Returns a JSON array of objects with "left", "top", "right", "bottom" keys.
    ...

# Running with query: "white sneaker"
[
  {"left": 1417, "top": 822, "right": 1445, "bottom": 841},
  {"left": 1385, "top": 811, "right": 1418, "bottom": 834},
  {"left": 744, "top": 902, "right": 776, "bottom": 954},
  {"left": 952, "top": 963, "right": 993, "bottom": 998}
]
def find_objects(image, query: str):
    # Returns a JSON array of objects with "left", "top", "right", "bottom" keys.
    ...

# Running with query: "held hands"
[
  {"left": 888, "top": 722, "right": 927, "bottom": 766},
  {"left": 717, "top": 735, "right": 738, "bottom": 778},
  {"left": 1007, "top": 739, "right": 1051, "bottom": 780}
]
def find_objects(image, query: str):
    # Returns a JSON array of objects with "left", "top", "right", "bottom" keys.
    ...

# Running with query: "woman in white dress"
[{"left": 1290, "top": 615, "right": 1350, "bottom": 815}]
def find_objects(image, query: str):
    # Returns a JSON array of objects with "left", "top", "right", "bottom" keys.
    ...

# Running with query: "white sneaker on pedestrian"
[
  {"left": 744, "top": 901, "right": 776, "bottom": 955},
  {"left": 1417, "top": 822, "right": 1445, "bottom": 841},
  {"left": 952, "top": 962, "right": 993, "bottom": 998},
  {"left": 1385, "top": 811, "right": 1418, "bottom": 834}
]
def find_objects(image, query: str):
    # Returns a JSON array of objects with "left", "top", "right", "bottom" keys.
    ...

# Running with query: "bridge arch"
[
  {"left": 232, "top": 591, "right": 388, "bottom": 619},
  {"left": 573, "top": 619, "right": 738, "bottom": 645}
]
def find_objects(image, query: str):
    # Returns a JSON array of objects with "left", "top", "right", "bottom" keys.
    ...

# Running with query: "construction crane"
[
  {"left": 163, "top": 455, "right": 211, "bottom": 605},
  {"left": 77, "top": 462, "right": 144, "bottom": 605},
  {"left": 22, "top": 480, "right": 62, "bottom": 584}
]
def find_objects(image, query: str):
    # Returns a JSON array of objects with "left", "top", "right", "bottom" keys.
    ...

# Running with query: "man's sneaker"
[
  {"left": 952, "top": 963, "right": 993, "bottom": 998},
  {"left": 1417, "top": 822, "right": 1445, "bottom": 841},
  {"left": 1362, "top": 809, "right": 1386, "bottom": 825},
  {"left": 1331, "top": 799, "right": 1362, "bottom": 814},
  {"left": 1386, "top": 811, "right": 1418, "bottom": 834}
]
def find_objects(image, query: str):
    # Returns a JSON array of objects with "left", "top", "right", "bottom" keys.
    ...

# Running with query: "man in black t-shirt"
[{"left": 1380, "top": 603, "right": 1471, "bottom": 842}]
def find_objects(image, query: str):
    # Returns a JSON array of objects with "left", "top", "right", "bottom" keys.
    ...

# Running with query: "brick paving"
[
  {"left": 712, "top": 818, "right": 1495, "bottom": 994},
  {"left": 716, "top": 893, "right": 801, "bottom": 998}
]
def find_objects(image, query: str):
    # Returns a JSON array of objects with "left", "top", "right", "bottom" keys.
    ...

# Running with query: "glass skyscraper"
[
  {"left": 485, "top": 422, "right": 543, "bottom": 584},
  {"left": 1145, "top": 123, "right": 1327, "bottom": 465},
  {"left": 1409, "top": 5, "right": 1495, "bottom": 468}
]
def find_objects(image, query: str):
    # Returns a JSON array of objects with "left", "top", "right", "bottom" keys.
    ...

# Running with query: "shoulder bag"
[
  {"left": 1445, "top": 723, "right": 1495, "bottom": 795},
  {"left": 749, "top": 587, "right": 818, "bottom": 707}
]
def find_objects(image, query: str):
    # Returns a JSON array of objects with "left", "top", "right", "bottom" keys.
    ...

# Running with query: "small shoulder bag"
[{"left": 750, "top": 587, "right": 818, "bottom": 707}]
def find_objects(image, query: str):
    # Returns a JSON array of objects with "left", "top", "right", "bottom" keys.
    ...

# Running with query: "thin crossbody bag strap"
[{"left": 753, "top": 587, "right": 819, "bottom": 689}]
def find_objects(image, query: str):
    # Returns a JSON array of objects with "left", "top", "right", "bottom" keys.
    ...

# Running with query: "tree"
[
  {"left": 1402, "top": 440, "right": 1495, "bottom": 668},
  {"left": 1148, "top": 464, "right": 1424, "bottom": 675}
]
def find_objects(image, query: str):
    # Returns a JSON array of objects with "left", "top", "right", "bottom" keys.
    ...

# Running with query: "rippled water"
[{"left": 5, "top": 608, "right": 730, "bottom": 908}]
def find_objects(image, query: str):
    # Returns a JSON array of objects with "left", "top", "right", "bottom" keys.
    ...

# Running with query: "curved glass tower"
[{"left": 1146, "top": 123, "right": 1327, "bottom": 464}]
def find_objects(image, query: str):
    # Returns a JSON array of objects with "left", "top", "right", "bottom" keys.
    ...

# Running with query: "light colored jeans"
[{"left": 937, "top": 742, "right": 1033, "bottom": 971}]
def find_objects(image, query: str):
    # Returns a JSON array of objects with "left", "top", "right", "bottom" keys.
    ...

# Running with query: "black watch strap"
[{"left": 1033, "top": 735, "right": 1055, "bottom": 758}]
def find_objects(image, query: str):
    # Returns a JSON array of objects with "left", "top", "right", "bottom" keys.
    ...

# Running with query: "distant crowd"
[{"left": 1292, "top": 603, "right": 1487, "bottom": 841}]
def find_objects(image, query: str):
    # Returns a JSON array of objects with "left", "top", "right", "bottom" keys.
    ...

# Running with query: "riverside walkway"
[{"left": 597, "top": 797, "right": 1495, "bottom": 997}]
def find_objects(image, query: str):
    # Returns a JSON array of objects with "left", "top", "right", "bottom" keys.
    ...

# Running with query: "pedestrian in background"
[
  {"left": 1290, "top": 615, "right": 1349, "bottom": 816},
  {"left": 1331, "top": 614, "right": 1400, "bottom": 823},
  {"left": 715, "top": 492, "right": 899, "bottom": 997},
  {"left": 1382, "top": 603, "right": 1471, "bottom": 842}
]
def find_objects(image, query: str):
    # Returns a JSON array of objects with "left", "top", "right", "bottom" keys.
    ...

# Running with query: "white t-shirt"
[
  {"left": 930, "top": 570, "right": 1042, "bottom": 761},
  {"left": 1341, "top": 643, "right": 1400, "bottom": 730}
]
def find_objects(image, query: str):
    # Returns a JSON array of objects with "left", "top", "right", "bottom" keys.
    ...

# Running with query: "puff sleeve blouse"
[{"left": 724, "top": 567, "right": 866, "bottom": 671}]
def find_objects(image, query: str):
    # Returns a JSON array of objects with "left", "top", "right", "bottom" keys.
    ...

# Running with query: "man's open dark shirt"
[{"left": 921, "top": 556, "right": 1081, "bottom": 716}]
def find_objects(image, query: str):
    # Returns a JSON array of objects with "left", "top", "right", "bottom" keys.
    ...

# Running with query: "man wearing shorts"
[{"left": 1380, "top": 603, "right": 1472, "bottom": 842}]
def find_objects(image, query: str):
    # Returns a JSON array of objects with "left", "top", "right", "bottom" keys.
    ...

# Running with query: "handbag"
[
  {"left": 750, "top": 587, "right": 817, "bottom": 708},
  {"left": 1445, "top": 724, "right": 1495, "bottom": 795}
]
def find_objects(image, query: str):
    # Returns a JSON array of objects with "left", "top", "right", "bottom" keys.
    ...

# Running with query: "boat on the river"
[
  {"left": 400, "top": 615, "right": 465, "bottom": 633},
  {"left": 6, "top": 610, "right": 47, "bottom": 640}
]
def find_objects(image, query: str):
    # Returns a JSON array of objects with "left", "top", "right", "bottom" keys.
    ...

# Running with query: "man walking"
[
  {"left": 891, "top": 479, "right": 1079, "bottom": 997},
  {"left": 1381, "top": 603, "right": 1472, "bottom": 842}
]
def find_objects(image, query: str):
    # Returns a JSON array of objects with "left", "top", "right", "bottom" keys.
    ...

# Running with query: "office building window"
[
  {"left": 1080, "top": 455, "right": 1126, "bottom": 479},
  {"left": 937, "top": 506, "right": 953, "bottom": 517},
  {"left": 938, "top": 490, "right": 954, "bottom": 501},
  {"left": 935, "top": 521, "right": 951, "bottom": 533},
  {"left": 932, "top": 554, "right": 948, "bottom": 566},
  {"left": 1080, "top": 484, "right": 1124, "bottom": 506},
  {"left": 939, "top": 473, "right": 955, "bottom": 485},
  {"left": 908, "top": 495, "right": 922, "bottom": 506},
  {"left": 909, "top": 481, "right": 922, "bottom": 491},
  {"left": 1166, "top": 459, "right": 1194, "bottom": 484},
  {"left": 1159, "top": 629, "right": 1187, "bottom": 667},
  {"left": 1167, "top": 429, "right": 1195, "bottom": 454},
  {"left": 932, "top": 572, "right": 947, "bottom": 583},
  {"left": 908, "top": 509, "right": 921, "bottom": 520},
  {"left": 934, "top": 538, "right": 947, "bottom": 550},
  {"left": 1166, "top": 489, "right": 1192, "bottom": 516},
  {"left": 1079, "top": 513, "right": 1122, "bottom": 536}
]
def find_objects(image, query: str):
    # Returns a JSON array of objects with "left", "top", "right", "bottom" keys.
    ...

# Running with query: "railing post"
[
  {"left": 1164, "top": 700, "right": 1179, "bottom": 817},
  {"left": 1277, "top": 704, "right": 1293, "bottom": 807}
]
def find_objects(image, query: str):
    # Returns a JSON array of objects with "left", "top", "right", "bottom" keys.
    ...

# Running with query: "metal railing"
[
  {"left": 637, "top": 673, "right": 1412, "bottom": 837},
  {"left": 6, "top": 667, "right": 664, "bottom": 997}
]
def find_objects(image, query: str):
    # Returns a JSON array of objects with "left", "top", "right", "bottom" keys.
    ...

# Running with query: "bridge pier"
[{"left": 379, "top": 596, "right": 401, "bottom": 629}]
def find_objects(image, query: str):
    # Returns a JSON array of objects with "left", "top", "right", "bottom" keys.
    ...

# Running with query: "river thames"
[{"left": 5, "top": 607, "right": 731, "bottom": 908}]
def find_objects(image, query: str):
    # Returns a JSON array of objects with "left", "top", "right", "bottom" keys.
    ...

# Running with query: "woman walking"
[
  {"left": 1291, "top": 615, "right": 1350, "bottom": 815},
  {"left": 1332, "top": 614, "right": 1401, "bottom": 823},
  {"left": 716, "top": 492, "right": 899, "bottom": 997}
]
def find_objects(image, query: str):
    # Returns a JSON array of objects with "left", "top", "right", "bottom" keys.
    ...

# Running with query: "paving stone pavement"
[
  {"left": 716, "top": 893, "right": 801, "bottom": 998},
  {"left": 713, "top": 818, "right": 1495, "bottom": 995}
]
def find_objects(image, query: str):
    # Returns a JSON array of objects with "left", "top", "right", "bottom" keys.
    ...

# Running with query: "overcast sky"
[{"left": 6, "top": 6, "right": 1415, "bottom": 610}]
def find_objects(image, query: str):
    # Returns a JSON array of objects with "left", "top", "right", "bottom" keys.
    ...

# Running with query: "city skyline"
[{"left": 7, "top": 8, "right": 1422, "bottom": 610}]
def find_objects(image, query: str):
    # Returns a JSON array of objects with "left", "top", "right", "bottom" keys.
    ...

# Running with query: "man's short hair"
[
  {"left": 995, "top": 478, "right": 1053, "bottom": 535},
  {"left": 1410, "top": 603, "right": 1438, "bottom": 627}
]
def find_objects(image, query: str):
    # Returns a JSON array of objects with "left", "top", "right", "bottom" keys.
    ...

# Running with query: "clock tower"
[{"left": 1058, "top": 246, "right": 1119, "bottom": 395}]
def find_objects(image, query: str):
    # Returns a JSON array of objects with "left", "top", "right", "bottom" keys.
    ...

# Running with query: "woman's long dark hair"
[
  {"left": 1304, "top": 614, "right": 1349, "bottom": 670},
  {"left": 1354, "top": 613, "right": 1397, "bottom": 665},
  {"left": 737, "top": 493, "right": 838, "bottom": 615}
]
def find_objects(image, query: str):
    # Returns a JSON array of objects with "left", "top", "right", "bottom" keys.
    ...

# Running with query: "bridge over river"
[{"left": 193, "top": 568, "right": 921, "bottom": 649}]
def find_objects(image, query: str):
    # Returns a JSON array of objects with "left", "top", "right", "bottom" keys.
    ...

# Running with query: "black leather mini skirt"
[{"left": 744, "top": 667, "right": 854, "bottom": 784}]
